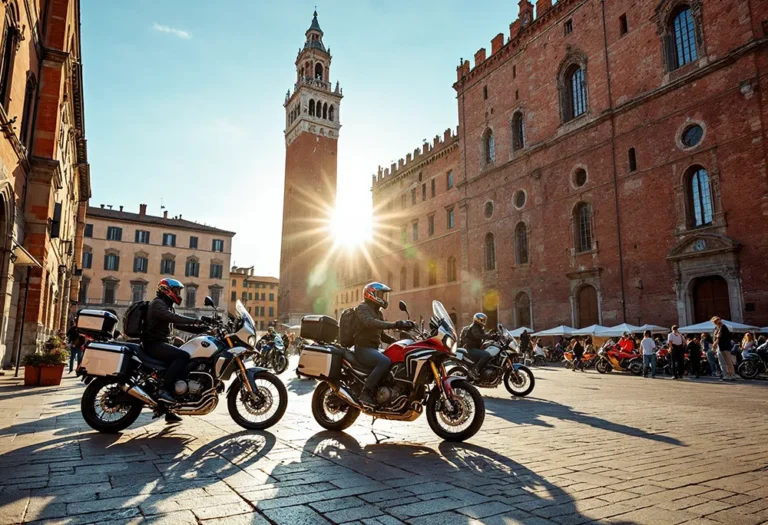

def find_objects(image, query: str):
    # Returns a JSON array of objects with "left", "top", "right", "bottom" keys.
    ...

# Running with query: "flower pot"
[
  {"left": 39, "top": 364, "right": 65, "bottom": 386},
  {"left": 24, "top": 365, "right": 41, "bottom": 386}
]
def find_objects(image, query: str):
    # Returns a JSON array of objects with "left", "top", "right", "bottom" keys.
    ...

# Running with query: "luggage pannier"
[
  {"left": 76, "top": 309, "right": 119, "bottom": 340},
  {"left": 80, "top": 342, "right": 134, "bottom": 377},
  {"left": 298, "top": 344, "right": 344, "bottom": 380},
  {"left": 300, "top": 315, "right": 339, "bottom": 343}
]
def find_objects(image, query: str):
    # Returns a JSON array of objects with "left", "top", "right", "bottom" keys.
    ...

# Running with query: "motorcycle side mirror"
[
  {"left": 204, "top": 296, "right": 215, "bottom": 308},
  {"left": 498, "top": 323, "right": 503, "bottom": 332},
  {"left": 398, "top": 301, "right": 410, "bottom": 319}
]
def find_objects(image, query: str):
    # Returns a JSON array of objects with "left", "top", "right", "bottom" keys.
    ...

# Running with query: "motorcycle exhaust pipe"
[
  {"left": 122, "top": 384, "right": 157, "bottom": 407},
  {"left": 329, "top": 383, "right": 361, "bottom": 409}
]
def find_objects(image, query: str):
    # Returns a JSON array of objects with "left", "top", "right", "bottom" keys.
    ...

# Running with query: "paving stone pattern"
[{"left": 1, "top": 364, "right": 767, "bottom": 524}]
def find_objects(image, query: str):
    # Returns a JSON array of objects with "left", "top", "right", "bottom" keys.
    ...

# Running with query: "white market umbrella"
[
  {"left": 761, "top": 327, "right": 768, "bottom": 334},
  {"left": 677, "top": 320, "right": 759, "bottom": 334},
  {"left": 638, "top": 324, "right": 669, "bottom": 333},
  {"left": 595, "top": 323, "right": 644, "bottom": 338},
  {"left": 572, "top": 324, "right": 609, "bottom": 336},
  {"left": 532, "top": 325, "right": 575, "bottom": 337},
  {"left": 506, "top": 326, "right": 534, "bottom": 338}
]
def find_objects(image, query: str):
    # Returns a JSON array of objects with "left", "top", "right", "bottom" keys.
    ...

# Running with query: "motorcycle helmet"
[
  {"left": 158, "top": 278, "right": 184, "bottom": 305},
  {"left": 473, "top": 313, "right": 487, "bottom": 327},
  {"left": 363, "top": 282, "right": 391, "bottom": 309}
]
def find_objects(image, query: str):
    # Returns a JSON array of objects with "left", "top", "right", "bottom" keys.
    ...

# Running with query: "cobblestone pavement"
[{"left": 1, "top": 363, "right": 768, "bottom": 525}]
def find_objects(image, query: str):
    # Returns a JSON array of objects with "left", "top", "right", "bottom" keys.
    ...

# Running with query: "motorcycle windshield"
[
  {"left": 432, "top": 300, "right": 457, "bottom": 340},
  {"left": 235, "top": 300, "right": 256, "bottom": 336}
]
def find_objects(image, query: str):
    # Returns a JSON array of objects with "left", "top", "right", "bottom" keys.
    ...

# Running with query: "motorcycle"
[
  {"left": 737, "top": 344, "right": 768, "bottom": 379},
  {"left": 564, "top": 348, "right": 598, "bottom": 370},
  {"left": 447, "top": 325, "right": 535, "bottom": 397},
  {"left": 76, "top": 298, "right": 288, "bottom": 433},
  {"left": 298, "top": 300, "right": 485, "bottom": 442},
  {"left": 546, "top": 345, "right": 564, "bottom": 363},
  {"left": 253, "top": 334, "right": 289, "bottom": 374},
  {"left": 595, "top": 344, "right": 642, "bottom": 375}
]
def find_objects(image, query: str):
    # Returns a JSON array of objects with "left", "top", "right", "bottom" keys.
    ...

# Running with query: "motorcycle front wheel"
[
  {"left": 628, "top": 360, "right": 643, "bottom": 376},
  {"left": 504, "top": 366, "right": 535, "bottom": 397},
  {"left": 81, "top": 377, "right": 143, "bottom": 433},
  {"left": 426, "top": 380, "right": 485, "bottom": 442},
  {"left": 738, "top": 360, "right": 759, "bottom": 380},
  {"left": 596, "top": 359, "right": 612, "bottom": 374},
  {"left": 311, "top": 381, "right": 360, "bottom": 431},
  {"left": 273, "top": 354, "right": 289, "bottom": 375},
  {"left": 227, "top": 371, "right": 288, "bottom": 430}
]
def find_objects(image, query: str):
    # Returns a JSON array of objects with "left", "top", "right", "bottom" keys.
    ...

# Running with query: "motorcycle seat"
[
  {"left": 343, "top": 348, "right": 374, "bottom": 373},
  {"left": 122, "top": 342, "right": 167, "bottom": 370}
]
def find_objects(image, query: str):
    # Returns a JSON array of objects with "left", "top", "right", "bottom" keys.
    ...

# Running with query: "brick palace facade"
[{"left": 365, "top": 0, "right": 768, "bottom": 330}]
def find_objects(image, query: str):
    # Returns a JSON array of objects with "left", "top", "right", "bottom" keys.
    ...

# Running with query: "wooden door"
[
  {"left": 577, "top": 285, "right": 599, "bottom": 328},
  {"left": 693, "top": 276, "right": 730, "bottom": 323}
]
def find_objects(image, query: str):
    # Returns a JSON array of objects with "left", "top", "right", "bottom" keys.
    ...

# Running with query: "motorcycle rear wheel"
[
  {"left": 311, "top": 381, "right": 360, "bottom": 431},
  {"left": 227, "top": 371, "right": 288, "bottom": 430},
  {"left": 273, "top": 355, "right": 289, "bottom": 375},
  {"left": 628, "top": 361, "right": 643, "bottom": 376},
  {"left": 504, "top": 366, "right": 535, "bottom": 397},
  {"left": 596, "top": 359, "right": 612, "bottom": 374},
  {"left": 738, "top": 360, "right": 759, "bottom": 380},
  {"left": 81, "top": 377, "right": 143, "bottom": 433},
  {"left": 426, "top": 380, "right": 485, "bottom": 442}
]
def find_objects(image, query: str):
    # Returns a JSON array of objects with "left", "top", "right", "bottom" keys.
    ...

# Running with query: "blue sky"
[{"left": 81, "top": 0, "right": 520, "bottom": 277}]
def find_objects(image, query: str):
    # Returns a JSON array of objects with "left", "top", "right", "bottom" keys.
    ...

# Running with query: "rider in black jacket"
[
  {"left": 465, "top": 313, "right": 492, "bottom": 378},
  {"left": 355, "top": 282, "right": 415, "bottom": 408},
  {"left": 143, "top": 279, "right": 206, "bottom": 410}
]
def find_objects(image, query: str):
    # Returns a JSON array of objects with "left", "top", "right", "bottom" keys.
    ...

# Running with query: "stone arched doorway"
[
  {"left": 576, "top": 285, "right": 599, "bottom": 328},
  {"left": 514, "top": 292, "right": 532, "bottom": 329},
  {"left": 691, "top": 276, "right": 730, "bottom": 324}
]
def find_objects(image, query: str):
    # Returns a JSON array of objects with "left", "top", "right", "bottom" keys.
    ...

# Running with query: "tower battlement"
[{"left": 372, "top": 127, "right": 459, "bottom": 188}]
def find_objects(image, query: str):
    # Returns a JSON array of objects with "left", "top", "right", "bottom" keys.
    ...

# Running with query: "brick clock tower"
[{"left": 279, "top": 11, "right": 343, "bottom": 325}]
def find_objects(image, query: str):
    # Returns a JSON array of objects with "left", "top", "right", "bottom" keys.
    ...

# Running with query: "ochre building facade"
[
  {"left": 230, "top": 266, "right": 279, "bottom": 331},
  {"left": 369, "top": 0, "right": 768, "bottom": 331}
]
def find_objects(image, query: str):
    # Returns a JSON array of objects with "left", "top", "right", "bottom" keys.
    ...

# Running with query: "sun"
[{"left": 332, "top": 204, "right": 372, "bottom": 250}]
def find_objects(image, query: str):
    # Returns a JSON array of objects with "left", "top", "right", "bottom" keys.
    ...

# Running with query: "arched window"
[
  {"left": 309, "top": 99, "right": 315, "bottom": 117},
  {"left": 300, "top": 66, "right": 305, "bottom": 78},
  {"left": 400, "top": 267, "right": 407, "bottom": 291},
  {"left": 564, "top": 64, "right": 587, "bottom": 121},
  {"left": 413, "top": 264, "right": 420, "bottom": 288},
  {"left": 315, "top": 62, "right": 323, "bottom": 80},
  {"left": 483, "top": 128, "right": 495, "bottom": 164},
  {"left": 574, "top": 202, "right": 593, "bottom": 253},
  {"left": 329, "top": 105, "right": 335, "bottom": 122},
  {"left": 484, "top": 233, "right": 496, "bottom": 271},
  {"left": 688, "top": 166, "right": 712, "bottom": 228},
  {"left": 322, "top": 102, "right": 328, "bottom": 119},
  {"left": 0, "top": 2, "right": 20, "bottom": 109},
  {"left": 428, "top": 261, "right": 437, "bottom": 286},
  {"left": 20, "top": 74, "right": 36, "bottom": 148},
  {"left": 515, "top": 222, "right": 529, "bottom": 265},
  {"left": 514, "top": 292, "right": 531, "bottom": 328},
  {"left": 669, "top": 6, "right": 698, "bottom": 69},
  {"left": 447, "top": 256, "right": 457, "bottom": 282},
  {"left": 511, "top": 112, "right": 525, "bottom": 152}
]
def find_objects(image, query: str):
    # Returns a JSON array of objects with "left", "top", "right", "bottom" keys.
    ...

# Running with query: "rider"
[
  {"left": 465, "top": 313, "right": 492, "bottom": 378},
  {"left": 354, "top": 282, "right": 415, "bottom": 408},
  {"left": 143, "top": 278, "right": 207, "bottom": 413}
]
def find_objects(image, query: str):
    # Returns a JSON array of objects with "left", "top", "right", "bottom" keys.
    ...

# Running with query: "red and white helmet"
[
  {"left": 157, "top": 278, "right": 184, "bottom": 305},
  {"left": 362, "top": 282, "right": 391, "bottom": 309}
]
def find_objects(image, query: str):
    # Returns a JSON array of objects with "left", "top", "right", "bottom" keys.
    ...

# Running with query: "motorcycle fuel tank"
[{"left": 180, "top": 336, "right": 223, "bottom": 359}]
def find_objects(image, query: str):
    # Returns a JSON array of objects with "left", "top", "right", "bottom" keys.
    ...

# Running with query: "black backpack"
[
  {"left": 338, "top": 307, "right": 359, "bottom": 348},
  {"left": 123, "top": 301, "right": 149, "bottom": 339},
  {"left": 458, "top": 324, "right": 472, "bottom": 348}
]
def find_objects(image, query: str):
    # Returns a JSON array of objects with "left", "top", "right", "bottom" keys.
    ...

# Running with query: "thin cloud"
[{"left": 152, "top": 22, "right": 191, "bottom": 39}]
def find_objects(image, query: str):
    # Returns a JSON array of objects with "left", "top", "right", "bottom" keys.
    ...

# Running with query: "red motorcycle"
[
  {"left": 595, "top": 344, "right": 642, "bottom": 375},
  {"left": 298, "top": 300, "right": 485, "bottom": 441}
]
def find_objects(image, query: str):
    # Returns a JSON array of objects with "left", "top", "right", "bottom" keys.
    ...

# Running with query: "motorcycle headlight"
[
  {"left": 248, "top": 335, "right": 257, "bottom": 348},
  {"left": 444, "top": 335, "right": 457, "bottom": 354}
]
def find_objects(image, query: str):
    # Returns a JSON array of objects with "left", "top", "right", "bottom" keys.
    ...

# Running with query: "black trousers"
[
  {"left": 355, "top": 346, "right": 391, "bottom": 391},
  {"left": 573, "top": 351, "right": 584, "bottom": 370},
  {"left": 671, "top": 344, "right": 685, "bottom": 378},
  {"left": 689, "top": 351, "right": 700, "bottom": 377},
  {"left": 144, "top": 341, "right": 190, "bottom": 391},
  {"left": 468, "top": 348, "right": 492, "bottom": 373}
]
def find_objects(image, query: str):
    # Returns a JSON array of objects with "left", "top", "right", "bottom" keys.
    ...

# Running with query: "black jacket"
[
  {"left": 143, "top": 295, "right": 204, "bottom": 343},
  {"left": 354, "top": 301, "right": 397, "bottom": 349},
  {"left": 465, "top": 323, "right": 487, "bottom": 350}
]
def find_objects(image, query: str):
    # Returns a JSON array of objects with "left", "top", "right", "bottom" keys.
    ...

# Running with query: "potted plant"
[{"left": 22, "top": 336, "right": 68, "bottom": 386}]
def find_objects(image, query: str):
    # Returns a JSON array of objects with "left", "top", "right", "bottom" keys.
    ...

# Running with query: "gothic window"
[
  {"left": 564, "top": 64, "right": 587, "bottom": 121},
  {"left": 515, "top": 222, "right": 529, "bottom": 265},
  {"left": 482, "top": 128, "right": 495, "bottom": 164},
  {"left": 514, "top": 292, "right": 532, "bottom": 328},
  {"left": 322, "top": 102, "right": 328, "bottom": 119},
  {"left": 485, "top": 233, "right": 496, "bottom": 271},
  {"left": 574, "top": 202, "right": 593, "bottom": 253},
  {"left": 20, "top": 74, "right": 36, "bottom": 148},
  {"left": 428, "top": 262, "right": 437, "bottom": 286},
  {"left": 511, "top": 111, "right": 525, "bottom": 152},
  {"left": 669, "top": 5, "right": 698, "bottom": 70},
  {"left": 329, "top": 105, "right": 335, "bottom": 122},
  {"left": 309, "top": 99, "right": 315, "bottom": 117},
  {"left": 447, "top": 256, "right": 457, "bottom": 282},
  {"left": 446, "top": 170, "right": 454, "bottom": 189},
  {"left": 0, "top": 2, "right": 20, "bottom": 109},
  {"left": 400, "top": 267, "right": 407, "bottom": 291},
  {"left": 687, "top": 166, "right": 712, "bottom": 228},
  {"left": 315, "top": 62, "right": 323, "bottom": 80}
]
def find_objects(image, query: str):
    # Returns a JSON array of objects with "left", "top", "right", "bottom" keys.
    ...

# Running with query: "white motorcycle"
[{"left": 76, "top": 299, "right": 287, "bottom": 433}]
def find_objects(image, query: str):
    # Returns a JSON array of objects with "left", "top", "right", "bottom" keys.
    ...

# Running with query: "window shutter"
[
  {"left": 104, "top": 254, "right": 109, "bottom": 270},
  {"left": 51, "top": 202, "right": 62, "bottom": 238},
  {"left": 115, "top": 256, "right": 120, "bottom": 271}
]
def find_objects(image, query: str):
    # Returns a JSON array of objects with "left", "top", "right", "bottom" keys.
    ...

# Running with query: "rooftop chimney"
[
  {"left": 139, "top": 204, "right": 147, "bottom": 216},
  {"left": 100, "top": 204, "right": 104, "bottom": 208},
  {"left": 119, "top": 205, "right": 123, "bottom": 212},
  {"left": 163, "top": 210, "right": 168, "bottom": 219}
]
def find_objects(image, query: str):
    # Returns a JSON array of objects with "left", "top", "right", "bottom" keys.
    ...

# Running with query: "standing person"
[
  {"left": 640, "top": 330, "right": 657, "bottom": 378},
  {"left": 686, "top": 334, "right": 701, "bottom": 378},
  {"left": 667, "top": 325, "right": 685, "bottom": 379},
  {"left": 520, "top": 330, "right": 531, "bottom": 360},
  {"left": 702, "top": 333, "right": 719, "bottom": 377},
  {"left": 68, "top": 334, "right": 85, "bottom": 373},
  {"left": 712, "top": 317, "right": 736, "bottom": 381},
  {"left": 571, "top": 338, "right": 585, "bottom": 372}
]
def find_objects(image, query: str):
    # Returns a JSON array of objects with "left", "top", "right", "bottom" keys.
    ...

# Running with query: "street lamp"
[{"left": 11, "top": 242, "right": 42, "bottom": 377}]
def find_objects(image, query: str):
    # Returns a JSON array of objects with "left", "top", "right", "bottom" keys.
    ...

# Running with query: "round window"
[
  {"left": 514, "top": 190, "right": 527, "bottom": 209},
  {"left": 484, "top": 201, "right": 494, "bottom": 218},
  {"left": 573, "top": 168, "right": 587, "bottom": 188},
  {"left": 681, "top": 124, "right": 704, "bottom": 148}
]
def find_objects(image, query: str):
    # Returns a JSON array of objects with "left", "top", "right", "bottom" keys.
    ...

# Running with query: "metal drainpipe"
[{"left": 601, "top": 0, "right": 628, "bottom": 322}]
